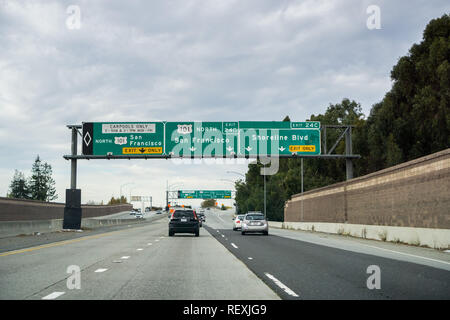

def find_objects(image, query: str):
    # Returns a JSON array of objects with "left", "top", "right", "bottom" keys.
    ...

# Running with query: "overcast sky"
[{"left": 0, "top": 0, "right": 448, "bottom": 208}]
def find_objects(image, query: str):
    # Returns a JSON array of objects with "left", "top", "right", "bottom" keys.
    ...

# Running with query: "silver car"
[{"left": 241, "top": 212, "right": 268, "bottom": 235}]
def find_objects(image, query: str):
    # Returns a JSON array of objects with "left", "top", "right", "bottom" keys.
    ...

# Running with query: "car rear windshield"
[
  {"left": 173, "top": 210, "right": 195, "bottom": 218},
  {"left": 237, "top": 215, "right": 245, "bottom": 220},
  {"left": 245, "top": 214, "right": 265, "bottom": 220}
]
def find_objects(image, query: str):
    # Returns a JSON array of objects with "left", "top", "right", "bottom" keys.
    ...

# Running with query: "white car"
[
  {"left": 135, "top": 212, "right": 144, "bottom": 219},
  {"left": 232, "top": 214, "right": 246, "bottom": 231}
]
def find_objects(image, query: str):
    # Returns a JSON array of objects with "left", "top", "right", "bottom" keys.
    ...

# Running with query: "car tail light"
[{"left": 236, "top": 220, "right": 240, "bottom": 223}]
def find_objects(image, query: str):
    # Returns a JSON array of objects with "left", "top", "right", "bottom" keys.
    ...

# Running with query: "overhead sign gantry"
[{"left": 63, "top": 120, "right": 359, "bottom": 230}]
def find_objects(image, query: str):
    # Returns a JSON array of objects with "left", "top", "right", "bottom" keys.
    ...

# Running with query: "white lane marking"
[
  {"left": 42, "top": 292, "right": 65, "bottom": 300},
  {"left": 147, "top": 243, "right": 152, "bottom": 245},
  {"left": 231, "top": 243, "right": 238, "bottom": 249},
  {"left": 160, "top": 236, "right": 164, "bottom": 238},
  {"left": 217, "top": 230, "right": 220, "bottom": 233},
  {"left": 95, "top": 268, "right": 108, "bottom": 273},
  {"left": 137, "top": 248, "right": 143, "bottom": 251},
  {"left": 248, "top": 257, "right": 253, "bottom": 260},
  {"left": 120, "top": 256, "right": 130, "bottom": 259},
  {"left": 155, "top": 240, "right": 160, "bottom": 242},
  {"left": 265, "top": 273, "right": 299, "bottom": 298},
  {"left": 221, "top": 234, "right": 225, "bottom": 238},
  {"left": 273, "top": 230, "right": 450, "bottom": 267},
  {"left": 362, "top": 244, "right": 450, "bottom": 266}
]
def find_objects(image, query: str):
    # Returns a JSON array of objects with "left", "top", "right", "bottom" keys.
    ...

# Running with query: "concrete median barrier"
[
  {"left": 0, "top": 214, "right": 166, "bottom": 238},
  {"left": 268, "top": 221, "right": 450, "bottom": 249}
]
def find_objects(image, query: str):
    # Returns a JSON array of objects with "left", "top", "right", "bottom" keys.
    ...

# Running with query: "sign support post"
[
  {"left": 345, "top": 126, "right": 353, "bottom": 180},
  {"left": 70, "top": 127, "right": 77, "bottom": 189},
  {"left": 63, "top": 125, "right": 82, "bottom": 230}
]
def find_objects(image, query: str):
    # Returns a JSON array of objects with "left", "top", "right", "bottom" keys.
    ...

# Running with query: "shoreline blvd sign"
[
  {"left": 82, "top": 121, "right": 321, "bottom": 157},
  {"left": 178, "top": 190, "right": 232, "bottom": 199}
]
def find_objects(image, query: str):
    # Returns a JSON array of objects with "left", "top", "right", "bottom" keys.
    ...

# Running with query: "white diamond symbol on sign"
[{"left": 84, "top": 132, "right": 92, "bottom": 146}]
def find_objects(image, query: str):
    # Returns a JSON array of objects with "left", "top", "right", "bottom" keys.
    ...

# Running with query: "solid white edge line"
[
  {"left": 42, "top": 292, "right": 65, "bottom": 300},
  {"left": 265, "top": 273, "right": 299, "bottom": 297},
  {"left": 94, "top": 268, "right": 108, "bottom": 273},
  {"left": 121, "top": 256, "right": 130, "bottom": 259},
  {"left": 273, "top": 229, "right": 450, "bottom": 267},
  {"left": 231, "top": 243, "right": 238, "bottom": 249},
  {"left": 362, "top": 244, "right": 450, "bottom": 266}
]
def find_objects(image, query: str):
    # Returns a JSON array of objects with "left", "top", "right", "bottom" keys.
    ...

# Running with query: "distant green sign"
[
  {"left": 82, "top": 121, "right": 320, "bottom": 156},
  {"left": 178, "top": 190, "right": 232, "bottom": 199}
]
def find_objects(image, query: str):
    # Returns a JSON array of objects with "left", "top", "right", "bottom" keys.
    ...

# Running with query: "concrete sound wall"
[
  {"left": 0, "top": 197, "right": 132, "bottom": 221},
  {"left": 285, "top": 148, "right": 450, "bottom": 229}
]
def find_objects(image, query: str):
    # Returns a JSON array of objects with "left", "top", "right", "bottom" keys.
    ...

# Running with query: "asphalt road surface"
[
  {"left": 0, "top": 213, "right": 278, "bottom": 300},
  {"left": 203, "top": 209, "right": 450, "bottom": 300},
  {"left": 1, "top": 208, "right": 449, "bottom": 300}
]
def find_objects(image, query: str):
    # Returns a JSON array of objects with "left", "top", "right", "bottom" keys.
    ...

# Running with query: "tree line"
[
  {"left": 235, "top": 14, "right": 450, "bottom": 221},
  {"left": 7, "top": 156, "right": 57, "bottom": 202}
]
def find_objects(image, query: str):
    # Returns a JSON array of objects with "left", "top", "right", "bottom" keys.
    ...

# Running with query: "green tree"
[
  {"left": 201, "top": 199, "right": 216, "bottom": 208},
  {"left": 235, "top": 15, "right": 450, "bottom": 222},
  {"left": 28, "top": 156, "right": 58, "bottom": 201},
  {"left": 7, "top": 170, "right": 30, "bottom": 199},
  {"left": 365, "top": 14, "right": 450, "bottom": 167},
  {"left": 108, "top": 196, "right": 127, "bottom": 205}
]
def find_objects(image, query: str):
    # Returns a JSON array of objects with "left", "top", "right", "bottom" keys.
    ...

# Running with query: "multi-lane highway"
[
  {"left": 0, "top": 208, "right": 449, "bottom": 300},
  {"left": 0, "top": 211, "right": 278, "bottom": 300},
  {"left": 204, "top": 209, "right": 450, "bottom": 300}
]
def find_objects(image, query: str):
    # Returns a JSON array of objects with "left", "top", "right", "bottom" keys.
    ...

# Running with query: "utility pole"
[
  {"left": 301, "top": 157, "right": 304, "bottom": 221},
  {"left": 263, "top": 164, "right": 266, "bottom": 219}
]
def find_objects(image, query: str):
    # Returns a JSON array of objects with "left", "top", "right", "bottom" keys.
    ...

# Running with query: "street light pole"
[
  {"left": 301, "top": 158, "right": 304, "bottom": 221},
  {"left": 263, "top": 166, "right": 266, "bottom": 219},
  {"left": 120, "top": 182, "right": 134, "bottom": 202}
]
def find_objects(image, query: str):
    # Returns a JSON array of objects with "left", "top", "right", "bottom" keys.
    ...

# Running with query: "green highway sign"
[
  {"left": 177, "top": 190, "right": 232, "bottom": 199},
  {"left": 82, "top": 121, "right": 321, "bottom": 157},
  {"left": 238, "top": 121, "right": 321, "bottom": 155},
  {"left": 82, "top": 122, "right": 164, "bottom": 156},
  {"left": 165, "top": 122, "right": 239, "bottom": 157}
]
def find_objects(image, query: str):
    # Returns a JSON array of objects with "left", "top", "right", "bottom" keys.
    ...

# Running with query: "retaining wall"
[
  {"left": 0, "top": 197, "right": 132, "bottom": 221},
  {"left": 285, "top": 148, "right": 450, "bottom": 229}
]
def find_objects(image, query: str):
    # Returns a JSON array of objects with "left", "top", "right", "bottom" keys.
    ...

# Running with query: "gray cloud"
[{"left": 0, "top": 0, "right": 448, "bottom": 205}]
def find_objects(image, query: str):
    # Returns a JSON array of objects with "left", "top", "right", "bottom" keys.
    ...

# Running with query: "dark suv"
[{"left": 169, "top": 209, "right": 200, "bottom": 237}]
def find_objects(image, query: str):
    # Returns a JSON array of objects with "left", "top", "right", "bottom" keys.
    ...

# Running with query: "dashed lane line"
[
  {"left": 265, "top": 273, "right": 299, "bottom": 298},
  {"left": 42, "top": 292, "right": 65, "bottom": 300},
  {"left": 94, "top": 268, "right": 108, "bottom": 273}
]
